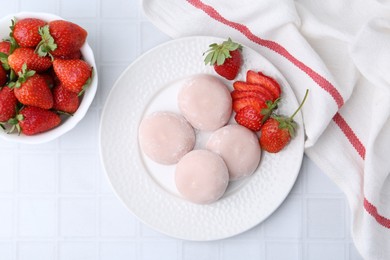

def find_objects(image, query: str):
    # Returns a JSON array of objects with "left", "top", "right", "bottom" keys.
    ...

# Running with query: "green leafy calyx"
[
  {"left": 203, "top": 38, "right": 242, "bottom": 66},
  {"left": 9, "top": 19, "right": 19, "bottom": 54},
  {"left": 8, "top": 64, "right": 36, "bottom": 89},
  {"left": 272, "top": 89, "right": 309, "bottom": 137},
  {"left": 36, "top": 25, "right": 57, "bottom": 59}
]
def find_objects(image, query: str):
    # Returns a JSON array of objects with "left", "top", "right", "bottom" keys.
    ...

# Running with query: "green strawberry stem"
[
  {"left": 8, "top": 64, "right": 35, "bottom": 89},
  {"left": 271, "top": 89, "right": 309, "bottom": 138},
  {"left": 36, "top": 25, "right": 57, "bottom": 58},
  {"left": 203, "top": 38, "right": 242, "bottom": 66},
  {"left": 78, "top": 68, "right": 94, "bottom": 97},
  {"left": 261, "top": 98, "right": 280, "bottom": 124},
  {"left": 290, "top": 89, "right": 309, "bottom": 120},
  {"left": 7, "top": 113, "right": 23, "bottom": 135},
  {"left": 8, "top": 19, "right": 19, "bottom": 54},
  {"left": 0, "top": 52, "right": 10, "bottom": 70}
]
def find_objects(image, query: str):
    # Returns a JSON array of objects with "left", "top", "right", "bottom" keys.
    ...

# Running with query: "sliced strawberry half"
[
  {"left": 232, "top": 97, "right": 267, "bottom": 113},
  {"left": 246, "top": 70, "right": 281, "bottom": 99},
  {"left": 231, "top": 89, "right": 274, "bottom": 103},
  {"left": 232, "top": 81, "right": 275, "bottom": 100}
]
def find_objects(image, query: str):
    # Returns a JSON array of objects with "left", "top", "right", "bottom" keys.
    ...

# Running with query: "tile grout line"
[
  {"left": 54, "top": 138, "right": 61, "bottom": 260},
  {"left": 302, "top": 159, "right": 308, "bottom": 260}
]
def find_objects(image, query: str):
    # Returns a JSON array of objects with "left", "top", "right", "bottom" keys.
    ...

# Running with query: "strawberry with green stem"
[
  {"left": 204, "top": 38, "right": 242, "bottom": 80},
  {"left": 36, "top": 20, "right": 87, "bottom": 58},
  {"left": 8, "top": 47, "right": 52, "bottom": 73},
  {"left": 12, "top": 18, "right": 47, "bottom": 48},
  {"left": 10, "top": 64, "right": 54, "bottom": 110},
  {"left": 259, "top": 89, "right": 309, "bottom": 153},
  {"left": 53, "top": 59, "right": 92, "bottom": 95},
  {"left": 7, "top": 105, "right": 61, "bottom": 135},
  {"left": 235, "top": 98, "right": 279, "bottom": 132}
]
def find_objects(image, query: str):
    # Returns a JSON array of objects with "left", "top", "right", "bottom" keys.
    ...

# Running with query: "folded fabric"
[{"left": 143, "top": 0, "right": 390, "bottom": 258}]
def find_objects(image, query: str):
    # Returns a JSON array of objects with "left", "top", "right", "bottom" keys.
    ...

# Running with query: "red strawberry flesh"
[{"left": 18, "top": 106, "right": 61, "bottom": 135}]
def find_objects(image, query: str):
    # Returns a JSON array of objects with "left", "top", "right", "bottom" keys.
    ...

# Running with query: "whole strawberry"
[
  {"left": 0, "top": 66, "right": 7, "bottom": 86},
  {"left": 235, "top": 105, "right": 263, "bottom": 131},
  {"left": 36, "top": 20, "right": 87, "bottom": 57},
  {"left": 204, "top": 38, "right": 242, "bottom": 80},
  {"left": 8, "top": 47, "right": 52, "bottom": 73},
  {"left": 0, "top": 41, "right": 11, "bottom": 54},
  {"left": 259, "top": 90, "right": 309, "bottom": 153},
  {"left": 12, "top": 18, "right": 47, "bottom": 48},
  {"left": 8, "top": 106, "right": 61, "bottom": 135},
  {"left": 0, "top": 87, "right": 17, "bottom": 122},
  {"left": 235, "top": 99, "right": 279, "bottom": 132},
  {"left": 53, "top": 59, "right": 92, "bottom": 95},
  {"left": 11, "top": 65, "right": 53, "bottom": 109},
  {"left": 52, "top": 84, "right": 80, "bottom": 114}
]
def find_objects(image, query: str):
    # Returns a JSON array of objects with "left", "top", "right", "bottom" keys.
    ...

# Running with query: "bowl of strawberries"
[{"left": 0, "top": 12, "right": 97, "bottom": 144}]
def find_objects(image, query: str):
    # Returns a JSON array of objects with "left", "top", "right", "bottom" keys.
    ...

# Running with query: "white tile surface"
[
  {"left": 18, "top": 153, "right": 57, "bottom": 193},
  {"left": 0, "top": 1, "right": 363, "bottom": 259},
  {"left": 99, "top": 197, "right": 137, "bottom": 237},
  {"left": 58, "top": 242, "right": 97, "bottom": 260},
  {"left": 59, "top": 153, "right": 97, "bottom": 193},
  {"left": 100, "top": 242, "right": 137, "bottom": 260},
  {"left": 0, "top": 198, "right": 14, "bottom": 237},
  {"left": 17, "top": 242, "right": 55, "bottom": 260},
  {"left": 59, "top": 198, "right": 97, "bottom": 237},
  {"left": 18, "top": 198, "right": 56, "bottom": 237}
]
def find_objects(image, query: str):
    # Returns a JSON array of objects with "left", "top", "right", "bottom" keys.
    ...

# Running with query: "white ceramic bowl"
[{"left": 0, "top": 12, "right": 98, "bottom": 144}]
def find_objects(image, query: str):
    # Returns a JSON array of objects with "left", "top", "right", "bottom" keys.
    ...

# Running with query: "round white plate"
[{"left": 99, "top": 36, "right": 304, "bottom": 241}]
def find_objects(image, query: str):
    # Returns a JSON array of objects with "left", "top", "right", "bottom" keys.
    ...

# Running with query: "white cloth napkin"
[{"left": 142, "top": 0, "right": 390, "bottom": 258}]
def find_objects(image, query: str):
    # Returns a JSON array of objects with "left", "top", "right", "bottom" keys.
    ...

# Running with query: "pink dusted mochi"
[
  {"left": 175, "top": 150, "right": 229, "bottom": 204},
  {"left": 206, "top": 124, "right": 261, "bottom": 181},
  {"left": 178, "top": 74, "right": 232, "bottom": 131},
  {"left": 138, "top": 111, "right": 195, "bottom": 165}
]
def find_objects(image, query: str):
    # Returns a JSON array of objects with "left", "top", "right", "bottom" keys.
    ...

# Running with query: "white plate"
[{"left": 99, "top": 36, "right": 304, "bottom": 241}]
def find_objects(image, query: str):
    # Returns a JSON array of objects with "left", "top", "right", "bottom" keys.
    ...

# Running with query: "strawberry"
[
  {"left": 8, "top": 106, "right": 61, "bottom": 135},
  {"left": 231, "top": 89, "right": 274, "bottom": 103},
  {"left": 53, "top": 50, "right": 82, "bottom": 60},
  {"left": 0, "top": 66, "right": 7, "bottom": 86},
  {"left": 40, "top": 72, "right": 56, "bottom": 89},
  {"left": 246, "top": 70, "right": 281, "bottom": 100},
  {"left": 8, "top": 47, "right": 52, "bottom": 73},
  {"left": 12, "top": 18, "right": 47, "bottom": 48},
  {"left": 235, "top": 105, "right": 263, "bottom": 131},
  {"left": 53, "top": 59, "right": 92, "bottom": 95},
  {"left": 204, "top": 38, "right": 242, "bottom": 80},
  {"left": 0, "top": 87, "right": 17, "bottom": 122},
  {"left": 11, "top": 65, "right": 53, "bottom": 109},
  {"left": 36, "top": 20, "right": 87, "bottom": 57},
  {"left": 233, "top": 97, "right": 266, "bottom": 113},
  {"left": 52, "top": 84, "right": 80, "bottom": 114},
  {"left": 0, "top": 41, "right": 11, "bottom": 54},
  {"left": 259, "top": 89, "right": 309, "bottom": 153},
  {"left": 234, "top": 98, "right": 279, "bottom": 131},
  {"left": 232, "top": 81, "right": 275, "bottom": 101}
]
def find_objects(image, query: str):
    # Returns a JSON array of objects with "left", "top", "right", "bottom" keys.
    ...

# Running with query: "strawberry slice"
[
  {"left": 246, "top": 70, "right": 281, "bottom": 99},
  {"left": 232, "top": 81, "right": 275, "bottom": 100},
  {"left": 231, "top": 89, "right": 274, "bottom": 103},
  {"left": 233, "top": 97, "right": 267, "bottom": 113}
]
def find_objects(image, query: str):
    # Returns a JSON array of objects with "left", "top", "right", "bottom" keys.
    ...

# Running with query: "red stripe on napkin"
[
  {"left": 332, "top": 113, "right": 366, "bottom": 159},
  {"left": 364, "top": 198, "right": 390, "bottom": 228},
  {"left": 186, "top": 0, "right": 390, "bottom": 229}
]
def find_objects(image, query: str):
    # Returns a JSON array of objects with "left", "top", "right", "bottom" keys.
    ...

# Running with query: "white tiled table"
[{"left": 0, "top": 0, "right": 364, "bottom": 259}]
